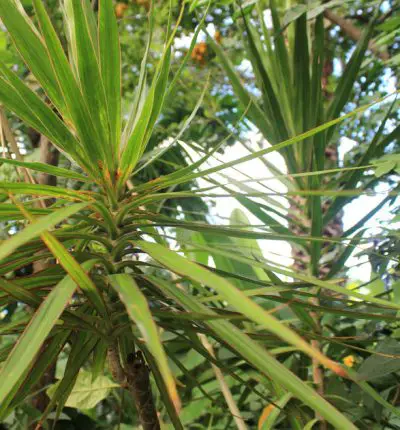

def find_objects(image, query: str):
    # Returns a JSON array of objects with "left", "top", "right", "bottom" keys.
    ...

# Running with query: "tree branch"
[{"left": 324, "top": 9, "right": 390, "bottom": 61}]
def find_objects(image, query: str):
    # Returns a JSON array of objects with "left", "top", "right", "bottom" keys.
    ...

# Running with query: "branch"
[{"left": 324, "top": 9, "right": 390, "bottom": 61}]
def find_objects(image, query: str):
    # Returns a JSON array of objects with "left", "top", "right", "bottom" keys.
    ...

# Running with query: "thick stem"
[
  {"left": 107, "top": 344, "right": 160, "bottom": 429},
  {"left": 126, "top": 351, "right": 160, "bottom": 430}
]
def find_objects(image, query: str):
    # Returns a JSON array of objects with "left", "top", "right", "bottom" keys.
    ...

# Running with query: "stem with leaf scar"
[
  {"left": 106, "top": 217, "right": 161, "bottom": 429},
  {"left": 107, "top": 344, "right": 160, "bottom": 430}
]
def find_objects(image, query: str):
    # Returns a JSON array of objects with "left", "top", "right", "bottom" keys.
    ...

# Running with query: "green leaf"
[
  {"left": 304, "top": 419, "right": 319, "bottom": 430},
  {"left": 47, "top": 370, "right": 119, "bottom": 409},
  {"left": 374, "top": 161, "right": 396, "bottom": 177},
  {"left": 43, "top": 332, "right": 99, "bottom": 424},
  {"left": 282, "top": 4, "right": 307, "bottom": 28},
  {"left": 0, "top": 62, "right": 84, "bottom": 164},
  {"left": 64, "top": 0, "right": 112, "bottom": 170},
  {"left": 108, "top": 274, "right": 180, "bottom": 412},
  {"left": 138, "top": 240, "right": 343, "bottom": 373},
  {"left": 0, "top": 182, "right": 93, "bottom": 201},
  {"left": 0, "top": 331, "right": 70, "bottom": 418},
  {"left": 0, "top": 0, "right": 64, "bottom": 111},
  {"left": 146, "top": 275, "right": 357, "bottom": 429},
  {"left": 207, "top": 32, "right": 271, "bottom": 139},
  {"left": 326, "top": 14, "right": 375, "bottom": 141},
  {"left": 99, "top": 0, "right": 121, "bottom": 158},
  {"left": 0, "top": 260, "right": 97, "bottom": 404},
  {"left": 358, "top": 339, "right": 400, "bottom": 381},
  {"left": 0, "top": 202, "right": 88, "bottom": 261},
  {"left": 32, "top": 0, "right": 106, "bottom": 176},
  {"left": 260, "top": 392, "right": 292, "bottom": 429},
  {"left": 0, "top": 158, "right": 88, "bottom": 182}
]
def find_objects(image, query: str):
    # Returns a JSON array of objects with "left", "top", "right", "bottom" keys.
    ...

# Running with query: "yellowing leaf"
[
  {"left": 258, "top": 404, "right": 275, "bottom": 429},
  {"left": 47, "top": 370, "right": 119, "bottom": 409}
]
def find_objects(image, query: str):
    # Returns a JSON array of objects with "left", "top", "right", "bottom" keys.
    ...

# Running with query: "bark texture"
[{"left": 126, "top": 351, "right": 160, "bottom": 430}]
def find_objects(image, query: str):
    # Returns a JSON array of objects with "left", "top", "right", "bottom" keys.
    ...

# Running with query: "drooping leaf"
[{"left": 108, "top": 274, "right": 181, "bottom": 412}]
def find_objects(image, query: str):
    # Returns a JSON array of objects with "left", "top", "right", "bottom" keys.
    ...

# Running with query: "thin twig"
[{"left": 199, "top": 334, "right": 248, "bottom": 430}]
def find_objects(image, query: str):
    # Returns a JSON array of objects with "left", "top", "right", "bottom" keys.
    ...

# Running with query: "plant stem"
[
  {"left": 126, "top": 351, "right": 161, "bottom": 430},
  {"left": 108, "top": 343, "right": 160, "bottom": 429}
]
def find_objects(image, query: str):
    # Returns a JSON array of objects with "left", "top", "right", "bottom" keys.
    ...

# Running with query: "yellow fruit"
[{"left": 343, "top": 355, "right": 355, "bottom": 367}]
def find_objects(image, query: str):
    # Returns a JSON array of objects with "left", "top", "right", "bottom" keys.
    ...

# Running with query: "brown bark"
[
  {"left": 107, "top": 345, "right": 160, "bottom": 430},
  {"left": 126, "top": 351, "right": 160, "bottom": 430},
  {"left": 38, "top": 135, "right": 59, "bottom": 200}
]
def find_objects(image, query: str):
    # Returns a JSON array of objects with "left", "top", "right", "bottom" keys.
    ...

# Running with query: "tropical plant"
[{"left": 0, "top": 1, "right": 399, "bottom": 429}]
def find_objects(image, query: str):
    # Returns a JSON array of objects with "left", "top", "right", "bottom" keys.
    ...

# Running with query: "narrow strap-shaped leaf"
[
  {"left": 119, "top": 8, "right": 181, "bottom": 186},
  {"left": 121, "top": 4, "right": 154, "bottom": 147},
  {"left": 3, "top": 331, "right": 70, "bottom": 417},
  {"left": 0, "top": 182, "right": 93, "bottom": 201},
  {"left": 326, "top": 14, "right": 376, "bottom": 142},
  {"left": 11, "top": 201, "right": 110, "bottom": 321},
  {"left": 324, "top": 102, "right": 396, "bottom": 223},
  {"left": 32, "top": 0, "right": 109, "bottom": 177},
  {"left": 259, "top": 392, "right": 292, "bottom": 429},
  {"left": 236, "top": 195, "right": 292, "bottom": 237},
  {"left": 207, "top": 33, "right": 272, "bottom": 140},
  {"left": 0, "top": 331, "right": 70, "bottom": 418},
  {"left": 138, "top": 241, "right": 344, "bottom": 374},
  {"left": 0, "top": 158, "right": 88, "bottom": 182},
  {"left": 310, "top": 14, "right": 326, "bottom": 171},
  {"left": 325, "top": 230, "right": 365, "bottom": 279},
  {"left": 0, "top": 62, "right": 83, "bottom": 163},
  {"left": 0, "top": 0, "right": 64, "bottom": 112},
  {"left": 130, "top": 93, "right": 394, "bottom": 196},
  {"left": 242, "top": 15, "right": 290, "bottom": 143},
  {"left": 342, "top": 196, "right": 392, "bottom": 237},
  {"left": 133, "top": 77, "right": 209, "bottom": 176},
  {"left": 309, "top": 187, "right": 322, "bottom": 276},
  {"left": 99, "top": 0, "right": 121, "bottom": 158},
  {"left": 108, "top": 274, "right": 181, "bottom": 412},
  {"left": 0, "top": 278, "right": 41, "bottom": 307},
  {"left": 304, "top": 419, "right": 319, "bottom": 430},
  {"left": 146, "top": 275, "right": 357, "bottom": 430},
  {"left": 64, "top": 0, "right": 112, "bottom": 171},
  {"left": 0, "top": 259, "right": 97, "bottom": 404},
  {"left": 182, "top": 239, "right": 400, "bottom": 311},
  {"left": 41, "top": 332, "right": 99, "bottom": 425},
  {"left": 269, "top": 0, "right": 292, "bottom": 98},
  {"left": 0, "top": 202, "right": 88, "bottom": 261},
  {"left": 292, "top": 13, "right": 310, "bottom": 136}
]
